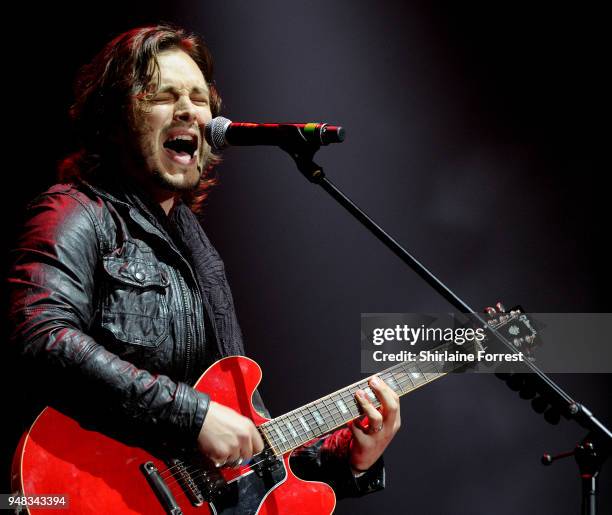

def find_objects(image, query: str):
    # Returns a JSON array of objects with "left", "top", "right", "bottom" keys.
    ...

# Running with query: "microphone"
[{"left": 204, "top": 116, "right": 345, "bottom": 151}]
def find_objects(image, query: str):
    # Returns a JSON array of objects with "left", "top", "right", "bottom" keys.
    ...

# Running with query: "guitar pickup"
[{"left": 252, "top": 448, "right": 283, "bottom": 477}]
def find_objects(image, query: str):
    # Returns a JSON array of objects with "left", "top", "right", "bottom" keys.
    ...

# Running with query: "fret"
[
  {"left": 283, "top": 416, "right": 302, "bottom": 447},
  {"left": 262, "top": 354, "right": 459, "bottom": 456},
  {"left": 422, "top": 364, "right": 443, "bottom": 381},
  {"left": 418, "top": 351, "right": 440, "bottom": 380},
  {"left": 383, "top": 372, "right": 402, "bottom": 394},
  {"left": 426, "top": 358, "right": 445, "bottom": 379},
  {"left": 321, "top": 396, "right": 341, "bottom": 427},
  {"left": 259, "top": 425, "right": 278, "bottom": 453},
  {"left": 330, "top": 393, "right": 348, "bottom": 421},
  {"left": 284, "top": 412, "right": 306, "bottom": 449},
  {"left": 332, "top": 394, "right": 344, "bottom": 418},
  {"left": 393, "top": 372, "right": 410, "bottom": 393},
  {"left": 273, "top": 424, "right": 287, "bottom": 444},
  {"left": 259, "top": 424, "right": 269, "bottom": 441},
  {"left": 339, "top": 387, "right": 360, "bottom": 421},
  {"left": 310, "top": 407, "right": 326, "bottom": 428},
  {"left": 284, "top": 418, "right": 299, "bottom": 439},
  {"left": 347, "top": 385, "right": 362, "bottom": 411},
  {"left": 292, "top": 408, "right": 304, "bottom": 438},
  {"left": 292, "top": 408, "right": 314, "bottom": 443},
  {"left": 342, "top": 390, "right": 361, "bottom": 418},
  {"left": 337, "top": 390, "right": 357, "bottom": 421},
  {"left": 421, "top": 363, "right": 440, "bottom": 381},
  {"left": 269, "top": 417, "right": 298, "bottom": 455},
  {"left": 262, "top": 423, "right": 284, "bottom": 455},
  {"left": 298, "top": 414, "right": 311, "bottom": 433},
  {"left": 397, "top": 366, "right": 415, "bottom": 389},
  {"left": 294, "top": 413, "right": 310, "bottom": 442},
  {"left": 301, "top": 408, "right": 318, "bottom": 437},
  {"left": 335, "top": 397, "right": 349, "bottom": 416},
  {"left": 406, "top": 364, "right": 427, "bottom": 386},
  {"left": 348, "top": 385, "right": 361, "bottom": 397}
]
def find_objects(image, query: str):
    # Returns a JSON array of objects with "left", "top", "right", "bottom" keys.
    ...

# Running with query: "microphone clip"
[{"left": 280, "top": 143, "right": 326, "bottom": 184}]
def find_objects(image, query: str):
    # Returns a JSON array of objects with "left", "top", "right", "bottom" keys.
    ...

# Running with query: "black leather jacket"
[{"left": 8, "top": 178, "right": 384, "bottom": 498}]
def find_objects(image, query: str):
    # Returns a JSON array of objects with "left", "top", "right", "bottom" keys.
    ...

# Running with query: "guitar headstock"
[{"left": 482, "top": 302, "right": 539, "bottom": 360}]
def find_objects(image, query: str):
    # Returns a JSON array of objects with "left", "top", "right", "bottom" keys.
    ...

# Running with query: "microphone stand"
[{"left": 280, "top": 142, "right": 611, "bottom": 515}]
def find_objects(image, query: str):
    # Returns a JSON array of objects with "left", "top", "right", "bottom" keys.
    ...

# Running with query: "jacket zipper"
[{"left": 176, "top": 271, "right": 193, "bottom": 379}]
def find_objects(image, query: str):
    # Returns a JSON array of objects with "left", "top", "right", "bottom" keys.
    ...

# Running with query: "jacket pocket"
[{"left": 101, "top": 254, "right": 170, "bottom": 347}]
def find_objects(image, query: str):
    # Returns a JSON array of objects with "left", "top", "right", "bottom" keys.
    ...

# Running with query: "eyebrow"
[{"left": 156, "top": 84, "right": 210, "bottom": 95}]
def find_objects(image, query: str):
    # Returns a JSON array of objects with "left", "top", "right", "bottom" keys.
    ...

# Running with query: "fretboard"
[{"left": 259, "top": 341, "right": 474, "bottom": 455}]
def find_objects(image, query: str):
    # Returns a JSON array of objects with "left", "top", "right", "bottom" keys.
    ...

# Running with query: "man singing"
[{"left": 8, "top": 25, "right": 400, "bottom": 511}]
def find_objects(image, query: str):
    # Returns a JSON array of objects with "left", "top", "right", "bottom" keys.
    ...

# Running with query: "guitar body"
[{"left": 12, "top": 357, "right": 336, "bottom": 514}]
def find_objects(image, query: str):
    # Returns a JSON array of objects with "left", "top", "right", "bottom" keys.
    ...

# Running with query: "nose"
[{"left": 173, "top": 95, "right": 197, "bottom": 124}]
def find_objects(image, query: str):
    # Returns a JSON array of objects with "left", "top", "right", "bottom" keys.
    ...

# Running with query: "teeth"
[{"left": 168, "top": 134, "right": 194, "bottom": 142}]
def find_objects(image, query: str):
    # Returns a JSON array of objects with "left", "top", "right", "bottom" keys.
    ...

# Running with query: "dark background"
[{"left": 2, "top": 1, "right": 610, "bottom": 514}]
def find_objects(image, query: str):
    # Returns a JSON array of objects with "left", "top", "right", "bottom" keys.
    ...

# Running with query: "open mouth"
[{"left": 163, "top": 133, "right": 199, "bottom": 165}]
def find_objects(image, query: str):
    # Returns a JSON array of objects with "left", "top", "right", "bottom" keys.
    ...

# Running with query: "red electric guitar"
[{"left": 12, "top": 309, "right": 536, "bottom": 514}]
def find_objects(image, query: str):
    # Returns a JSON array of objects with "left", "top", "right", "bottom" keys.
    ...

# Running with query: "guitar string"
[
  {"left": 158, "top": 425, "right": 273, "bottom": 481},
  {"left": 158, "top": 381, "right": 370, "bottom": 479},
  {"left": 161, "top": 372, "right": 440, "bottom": 499},
  {"left": 159, "top": 370, "right": 402, "bottom": 481},
  {"left": 248, "top": 337, "right": 483, "bottom": 456},
  {"left": 160, "top": 367, "right": 442, "bottom": 498},
  {"left": 158, "top": 350, "right": 457, "bottom": 487},
  {"left": 159, "top": 338, "right": 489, "bottom": 490},
  {"left": 158, "top": 358, "right": 452, "bottom": 493},
  {"left": 259, "top": 336, "right": 483, "bottom": 448},
  {"left": 256, "top": 356, "right": 450, "bottom": 454},
  {"left": 159, "top": 374, "right": 390, "bottom": 479},
  {"left": 163, "top": 317, "right": 515, "bottom": 480},
  {"left": 158, "top": 340, "right": 480, "bottom": 481},
  {"left": 256, "top": 358, "right": 442, "bottom": 451},
  {"left": 158, "top": 356, "right": 451, "bottom": 489}
]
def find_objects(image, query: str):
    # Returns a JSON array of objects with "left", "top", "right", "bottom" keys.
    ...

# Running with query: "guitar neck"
[{"left": 259, "top": 341, "right": 469, "bottom": 455}]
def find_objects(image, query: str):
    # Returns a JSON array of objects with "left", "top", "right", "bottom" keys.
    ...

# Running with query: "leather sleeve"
[
  {"left": 8, "top": 191, "right": 209, "bottom": 447},
  {"left": 289, "top": 427, "right": 385, "bottom": 499}
]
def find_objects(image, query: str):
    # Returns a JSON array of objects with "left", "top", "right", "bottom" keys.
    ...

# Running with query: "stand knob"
[{"left": 541, "top": 449, "right": 575, "bottom": 466}]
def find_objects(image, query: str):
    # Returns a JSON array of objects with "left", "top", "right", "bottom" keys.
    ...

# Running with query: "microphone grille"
[{"left": 205, "top": 116, "right": 232, "bottom": 151}]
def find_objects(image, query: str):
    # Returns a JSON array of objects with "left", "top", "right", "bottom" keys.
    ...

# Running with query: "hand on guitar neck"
[{"left": 350, "top": 375, "right": 402, "bottom": 472}]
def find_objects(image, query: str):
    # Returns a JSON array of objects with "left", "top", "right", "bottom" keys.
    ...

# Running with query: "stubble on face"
[
  {"left": 129, "top": 106, "right": 210, "bottom": 194},
  {"left": 120, "top": 49, "right": 214, "bottom": 201}
]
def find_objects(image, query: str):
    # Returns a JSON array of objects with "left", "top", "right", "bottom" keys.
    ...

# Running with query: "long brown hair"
[{"left": 59, "top": 24, "right": 222, "bottom": 212}]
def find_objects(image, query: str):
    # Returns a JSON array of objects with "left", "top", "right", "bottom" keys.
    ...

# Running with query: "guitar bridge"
[{"left": 167, "top": 458, "right": 205, "bottom": 507}]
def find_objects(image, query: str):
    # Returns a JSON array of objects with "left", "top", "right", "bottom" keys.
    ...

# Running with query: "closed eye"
[
  {"left": 191, "top": 96, "right": 209, "bottom": 106},
  {"left": 151, "top": 93, "right": 174, "bottom": 103}
]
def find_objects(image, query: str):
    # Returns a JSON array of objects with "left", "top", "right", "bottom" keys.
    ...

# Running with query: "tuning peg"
[{"left": 495, "top": 302, "right": 506, "bottom": 313}]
